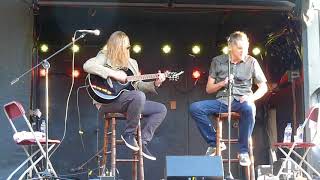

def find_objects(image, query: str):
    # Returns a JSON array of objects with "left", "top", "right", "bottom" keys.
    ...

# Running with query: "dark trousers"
[
  {"left": 189, "top": 99, "right": 256, "bottom": 153},
  {"left": 99, "top": 90, "right": 167, "bottom": 145}
]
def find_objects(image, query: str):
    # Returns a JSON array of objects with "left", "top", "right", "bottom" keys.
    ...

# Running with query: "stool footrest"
[
  {"left": 116, "top": 159, "right": 140, "bottom": 162},
  {"left": 116, "top": 140, "right": 124, "bottom": 144},
  {"left": 106, "top": 140, "right": 125, "bottom": 144},
  {"left": 222, "top": 159, "right": 239, "bottom": 163},
  {"left": 220, "top": 139, "right": 238, "bottom": 143}
]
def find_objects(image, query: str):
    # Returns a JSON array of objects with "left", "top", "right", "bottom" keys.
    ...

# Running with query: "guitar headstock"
[{"left": 165, "top": 71, "right": 184, "bottom": 81}]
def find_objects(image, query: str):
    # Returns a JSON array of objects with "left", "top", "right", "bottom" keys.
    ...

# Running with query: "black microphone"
[
  {"left": 77, "top": 29, "right": 100, "bottom": 36},
  {"left": 69, "top": 166, "right": 83, "bottom": 173}
]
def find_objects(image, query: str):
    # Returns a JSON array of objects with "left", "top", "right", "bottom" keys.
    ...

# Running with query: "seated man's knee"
[
  {"left": 132, "top": 91, "right": 146, "bottom": 103},
  {"left": 242, "top": 103, "right": 255, "bottom": 115},
  {"left": 156, "top": 103, "right": 167, "bottom": 117},
  {"left": 189, "top": 102, "right": 202, "bottom": 114},
  {"left": 160, "top": 103, "right": 167, "bottom": 115}
]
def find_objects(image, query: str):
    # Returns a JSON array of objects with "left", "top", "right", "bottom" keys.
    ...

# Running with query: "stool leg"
[
  {"left": 132, "top": 151, "right": 138, "bottom": 180},
  {"left": 216, "top": 119, "right": 222, "bottom": 156},
  {"left": 244, "top": 166, "right": 250, "bottom": 180},
  {"left": 101, "top": 119, "right": 110, "bottom": 176},
  {"left": 111, "top": 117, "right": 116, "bottom": 176},
  {"left": 249, "top": 137, "right": 255, "bottom": 180},
  {"left": 137, "top": 120, "right": 144, "bottom": 180}
]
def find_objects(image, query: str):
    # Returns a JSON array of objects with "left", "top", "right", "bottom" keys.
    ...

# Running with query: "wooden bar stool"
[
  {"left": 214, "top": 112, "right": 255, "bottom": 180},
  {"left": 100, "top": 113, "right": 144, "bottom": 180}
]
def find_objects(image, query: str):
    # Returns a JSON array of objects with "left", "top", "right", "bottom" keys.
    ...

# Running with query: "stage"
[{"left": 0, "top": 0, "right": 319, "bottom": 179}]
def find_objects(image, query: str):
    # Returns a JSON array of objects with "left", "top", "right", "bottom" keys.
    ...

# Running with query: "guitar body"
[
  {"left": 86, "top": 69, "right": 135, "bottom": 104},
  {"left": 86, "top": 69, "right": 183, "bottom": 104}
]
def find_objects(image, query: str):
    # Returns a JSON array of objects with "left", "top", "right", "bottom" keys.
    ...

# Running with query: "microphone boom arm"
[{"left": 10, "top": 33, "right": 87, "bottom": 85}]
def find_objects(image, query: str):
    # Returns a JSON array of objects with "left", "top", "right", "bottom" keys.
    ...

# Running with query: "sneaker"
[
  {"left": 142, "top": 144, "right": 156, "bottom": 161},
  {"left": 205, "top": 142, "right": 227, "bottom": 156},
  {"left": 121, "top": 134, "right": 139, "bottom": 151},
  {"left": 239, "top": 152, "right": 251, "bottom": 166}
]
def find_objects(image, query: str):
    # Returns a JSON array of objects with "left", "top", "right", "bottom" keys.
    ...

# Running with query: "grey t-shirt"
[{"left": 209, "top": 54, "right": 267, "bottom": 104}]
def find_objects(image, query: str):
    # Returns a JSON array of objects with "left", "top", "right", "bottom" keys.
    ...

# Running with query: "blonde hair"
[
  {"left": 102, "top": 31, "right": 130, "bottom": 68},
  {"left": 227, "top": 31, "right": 249, "bottom": 46}
]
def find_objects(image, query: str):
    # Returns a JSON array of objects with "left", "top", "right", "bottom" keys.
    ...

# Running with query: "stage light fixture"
[
  {"left": 252, "top": 47, "right": 261, "bottom": 56},
  {"left": 192, "top": 45, "right": 201, "bottom": 55},
  {"left": 192, "top": 69, "right": 201, "bottom": 79},
  {"left": 132, "top": 44, "right": 142, "bottom": 53},
  {"left": 40, "top": 44, "right": 49, "bottom": 53},
  {"left": 71, "top": 44, "right": 80, "bottom": 53},
  {"left": 72, "top": 69, "right": 80, "bottom": 78},
  {"left": 40, "top": 69, "right": 46, "bottom": 77},
  {"left": 162, "top": 44, "right": 171, "bottom": 54},
  {"left": 222, "top": 46, "right": 229, "bottom": 55}
]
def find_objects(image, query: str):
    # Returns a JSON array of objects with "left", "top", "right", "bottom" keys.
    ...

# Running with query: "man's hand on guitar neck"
[{"left": 154, "top": 70, "right": 166, "bottom": 87}]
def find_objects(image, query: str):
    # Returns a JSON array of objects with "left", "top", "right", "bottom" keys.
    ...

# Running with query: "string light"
[
  {"left": 71, "top": 44, "right": 80, "bottom": 53},
  {"left": 222, "top": 46, "right": 229, "bottom": 55},
  {"left": 72, "top": 69, "right": 80, "bottom": 78},
  {"left": 40, "top": 44, "right": 49, "bottom": 53},
  {"left": 162, "top": 44, "right": 171, "bottom": 54},
  {"left": 192, "top": 45, "right": 201, "bottom": 55},
  {"left": 132, "top": 44, "right": 142, "bottom": 53},
  {"left": 252, "top": 47, "right": 261, "bottom": 56}
]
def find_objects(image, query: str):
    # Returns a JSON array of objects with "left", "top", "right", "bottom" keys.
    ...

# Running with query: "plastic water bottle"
[
  {"left": 283, "top": 123, "right": 292, "bottom": 143},
  {"left": 295, "top": 124, "right": 304, "bottom": 143},
  {"left": 40, "top": 119, "right": 46, "bottom": 133}
]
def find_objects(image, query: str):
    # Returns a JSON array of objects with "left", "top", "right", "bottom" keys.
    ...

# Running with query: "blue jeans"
[{"left": 189, "top": 99, "right": 256, "bottom": 153}]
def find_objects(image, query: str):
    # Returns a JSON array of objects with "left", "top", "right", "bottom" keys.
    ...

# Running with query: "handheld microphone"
[
  {"left": 77, "top": 29, "right": 100, "bottom": 36},
  {"left": 228, "top": 74, "right": 234, "bottom": 84},
  {"left": 230, "top": 74, "right": 234, "bottom": 81}
]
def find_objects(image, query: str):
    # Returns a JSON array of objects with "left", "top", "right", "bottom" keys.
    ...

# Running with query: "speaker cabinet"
[{"left": 166, "top": 156, "right": 224, "bottom": 180}]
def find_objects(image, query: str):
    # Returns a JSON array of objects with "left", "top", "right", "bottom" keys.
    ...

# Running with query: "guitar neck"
[{"left": 127, "top": 74, "right": 159, "bottom": 82}]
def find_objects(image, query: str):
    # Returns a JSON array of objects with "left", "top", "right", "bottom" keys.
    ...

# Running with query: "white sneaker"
[
  {"left": 239, "top": 152, "right": 251, "bottom": 166},
  {"left": 205, "top": 142, "right": 227, "bottom": 156}
]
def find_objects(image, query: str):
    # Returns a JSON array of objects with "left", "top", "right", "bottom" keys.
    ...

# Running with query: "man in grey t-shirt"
[{"left": 189, "top": 31, "right": 268, "bottom": 166}]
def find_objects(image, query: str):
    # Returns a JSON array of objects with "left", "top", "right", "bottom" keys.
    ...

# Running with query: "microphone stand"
[
  {"left": 225, "top": 56, "right": 234, "bottom": 180},
  {"left": 11, "top": 32, "right": 88, "bottom": 179}
]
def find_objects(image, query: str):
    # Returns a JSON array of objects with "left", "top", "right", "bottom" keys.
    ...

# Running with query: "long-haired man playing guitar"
[{"left": 83, "top": 31, "right": 167, "bottom": 160}]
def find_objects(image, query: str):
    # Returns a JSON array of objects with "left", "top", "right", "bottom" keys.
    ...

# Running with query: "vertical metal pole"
[
  {"left": 45, "top": 68, "right": 49, "bottom": 171},
  {"left": 225, "top": 56, "right": 234, "bottom": 179}
]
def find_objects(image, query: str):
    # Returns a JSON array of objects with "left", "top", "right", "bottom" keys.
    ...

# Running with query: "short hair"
[{"left": 227, "top": 31, "right": 249, "bottom": 46}]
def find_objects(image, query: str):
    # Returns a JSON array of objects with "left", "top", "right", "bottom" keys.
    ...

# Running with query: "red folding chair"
[
  {"left": 273, "top": 103, "right": 320, "bottom": 179},
  {"left": 3, "top": 101, "right": 60, "bottom": 180}
]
